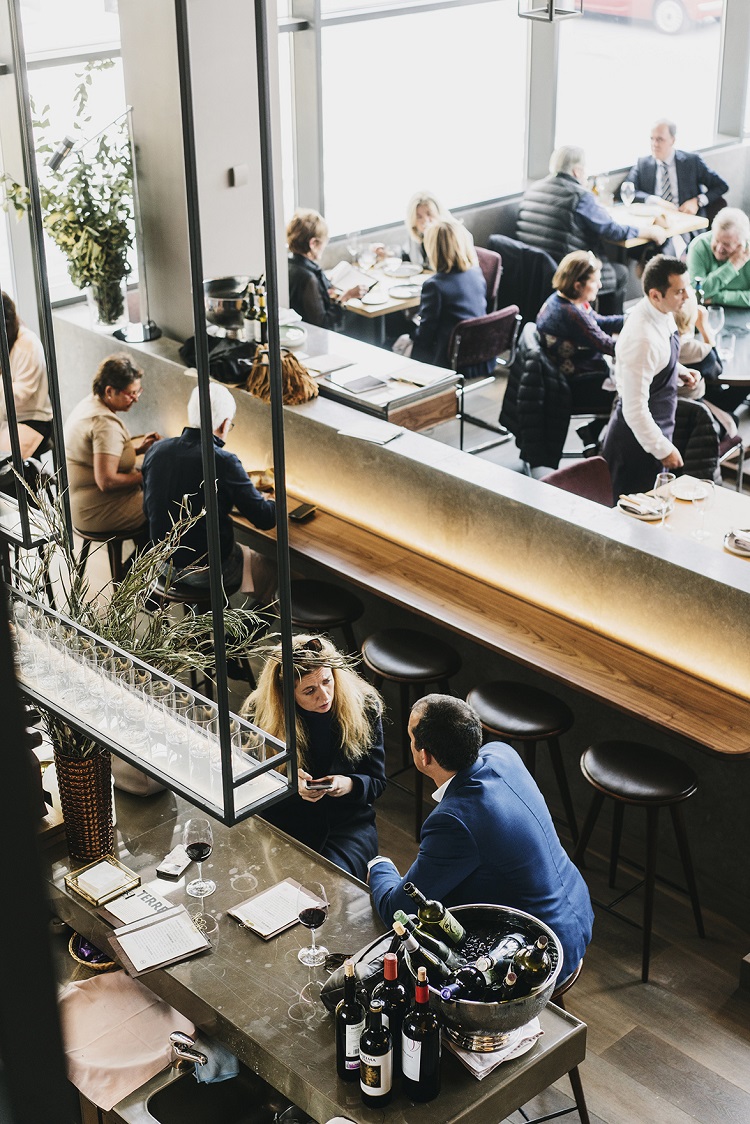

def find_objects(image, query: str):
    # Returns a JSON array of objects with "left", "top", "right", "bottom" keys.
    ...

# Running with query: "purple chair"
[
  {"left": 475, "top": 246, "right": 502, "bottom": 313},
  {"left": 541, "top": 456, "right": 614, "bottom": 507},
  {"left": 449, "top": 303, "right": 522, "bottom": 453}
]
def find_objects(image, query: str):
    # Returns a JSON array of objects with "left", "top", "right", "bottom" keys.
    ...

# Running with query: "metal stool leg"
[
  {"left": 609, "top": 803, "right": 624, "bottom": 888},
  {"left": 548, "top": 735, "right": 579, "bottom": 844},
  {"left": 642, "top": 806, "right": 659, "bottom": 983},
  {"left": 524, "top": 740, "right": 538, "bottom": 778},
  {"left": 399, "top": 682, "right": 411, "bottom": 768},
  {"left": 572, "top": 791, "right": 605, "bottom": 870},
  {"left": 341, "top": 621, "right": 357, "bottom": 653},
  {"left": 76, "top": 538, "right": 92, "bottom": 578},
  {"left": 107, "top": 539, "right": 125, "bottom": 584},
  {"left": 670, "top": 804, "right": 705, "bottom": 939}
]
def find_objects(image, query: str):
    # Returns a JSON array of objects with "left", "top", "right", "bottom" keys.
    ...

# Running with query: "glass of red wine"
[
  {"left": 184, "top": 817, "right": 216, "bottom": 898},
  {"left": 297, "top": 881, "right": 329, "bottom": 967}
]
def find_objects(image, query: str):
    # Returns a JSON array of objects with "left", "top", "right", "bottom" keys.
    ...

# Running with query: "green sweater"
[{"left": 687, "top": 232, "right": 750, "bottom": 308}]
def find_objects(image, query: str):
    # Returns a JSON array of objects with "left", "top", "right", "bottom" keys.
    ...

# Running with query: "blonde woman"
[
  {"left": 412, "top": 218, "right": 493, "bottom": 378},
  {"left": 404, "top": 190, "right": 447, "bottom": 266},
  {"left": 243, "top": 634, "right": 385, "bottom": 880}
]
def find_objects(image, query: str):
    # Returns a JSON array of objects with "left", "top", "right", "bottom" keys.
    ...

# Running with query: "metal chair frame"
[{"left": 450, "top": 306, "right": 522, "bottom": 454}]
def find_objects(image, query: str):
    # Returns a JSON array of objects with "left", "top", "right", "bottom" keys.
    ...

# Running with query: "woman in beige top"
[
  {"left": 64, "top": 353, "right": 160, "bottom": 534},
  {"left": 1, "top": 291, "right": 53, "bottom": 457}
]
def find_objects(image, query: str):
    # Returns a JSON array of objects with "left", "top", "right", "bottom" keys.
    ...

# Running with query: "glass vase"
[{"left": 86, "top": 278, "right": 129, "bottom": 330}]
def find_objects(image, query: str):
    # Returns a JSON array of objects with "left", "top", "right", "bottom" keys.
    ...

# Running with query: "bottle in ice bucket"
[
  {"left": 359, "top": 999, "right": 393, "bottom": 1107},
  {"left": 471, "top": 931, "right": 527, "bottom": 981},
  {"left": 439, "top": 963, "right": 492, "bottom": 1002},
  {"left": 392, "top": 910, "right": 462, "bottom": 970},
  {"left": 402, "top": 966, "right": 441, "bottom": 1103},
  {"left": 404, "top": 882, "right": 465, "bottom": 946},
  {"left": 392, "top": 920, "right": 451, "bottom": 984},
  {"left": 513, "top": 934, "right": 551, "bottom": 996}
]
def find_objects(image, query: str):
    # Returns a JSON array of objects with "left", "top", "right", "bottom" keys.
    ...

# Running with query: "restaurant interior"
[{"left": 2, "top": 1, "right": 750, "bottom": 1123}]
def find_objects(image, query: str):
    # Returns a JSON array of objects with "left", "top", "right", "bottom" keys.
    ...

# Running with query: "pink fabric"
[{"left": 58, "top": 969, "right": 194, "bottom": 1111}]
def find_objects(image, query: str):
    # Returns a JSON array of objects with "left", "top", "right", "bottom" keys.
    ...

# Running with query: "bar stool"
[
  {"left": 361, "top": 627, "right": 461, "bottom": 840},
  {"left": 518, "top": 959, "right": 590, "bottom": 1124},
  {"left": 290, "top": 579, "right": 364, "bottom": 652},
  {"left": 466, "top": 681, "right": 579, "bottom": 844},
  {"left": 573, "top": 740, "right": 704, "bottom": 982},
  {"left": 75, "top": 525, "right": 147, "bottom": 585}
]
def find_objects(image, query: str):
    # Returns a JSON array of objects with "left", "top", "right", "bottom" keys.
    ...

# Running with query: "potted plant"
[
  {"left": 15, "top": 485, "right": 269, "bottom": 860},
  {"left": 1, "top": 61, "right": 133, "bottom": 326}
]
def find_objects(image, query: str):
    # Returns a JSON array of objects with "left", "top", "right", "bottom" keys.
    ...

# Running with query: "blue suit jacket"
[
  {"left": 369, "top": 744, "right": 593, "bottom": 977},
  {"left": 412, "top": 266, "right": 493, "bottom": 380},
  {"left": 627, "top": 150, "right": 728, "bottom": 213}
]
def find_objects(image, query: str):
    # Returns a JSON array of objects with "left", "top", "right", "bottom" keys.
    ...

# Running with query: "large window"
[
  {"left": 319, "top": 1, "right": 527, "bottom": 234},
  {"left": 556, "top": 10, "right": 723, "bottom": 175}
]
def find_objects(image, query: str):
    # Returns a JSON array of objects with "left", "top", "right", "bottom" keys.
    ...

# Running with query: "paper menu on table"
[
  {"left": 109, "top": 905, "right": 210, "bottom": 975},
  {"left": 305, "top": 354, "right": 355, "bottom": 376},
  {"left": 228, "top": 877, "right": 321, "bottom": 939},
  {"left": 100, "top": 881, "right": 175, "bottom": 927}
]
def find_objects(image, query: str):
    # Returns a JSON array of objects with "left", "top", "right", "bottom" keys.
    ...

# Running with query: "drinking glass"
[
  {"left": 103, "top": 654, "right": 134, "bottom": 730},
  {"left": 691, "top": 479, "right": 715, "bottom": 541},
  {"left": 620, "top": 180, "right": 635, "bottom": 208},
  {"left": 357, "top": 246, "right": 376, "bottom": 271},
  {"left": 707, "top": 306, "right": 725, "bottom": 338},
  {"left": 718, "top": 333, "right": 736, "bottom": 364},
  {"left": 187, "top": 703, "right": 218, "bottom": 797},
  {"left": 297, "top": 882, "right": 329, "bottom": 967},
  {"left": 232, "top": 727, "right": 267, "bottom": 764},
  {"left": 653, "top": 471, "right": 676, "bottom": 528},
  {"left": 209, "top": 717, "right": 241, "bottom": 801},
  {"left": 144, "top": 678, "right": 175, "bottom": 766},
  {"left": 165, "top": 687, "right": 193, "bottom": 783},
  {"left": 184, "top": 816, "right": 216, "bottom": 897},
  {"left": 345, "top": 231, "right": 361, "bottom": 263}
]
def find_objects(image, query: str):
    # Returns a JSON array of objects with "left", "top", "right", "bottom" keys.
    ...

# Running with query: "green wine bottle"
[{"left": 403, "top": 882, "right": 465, "bottom": 946}]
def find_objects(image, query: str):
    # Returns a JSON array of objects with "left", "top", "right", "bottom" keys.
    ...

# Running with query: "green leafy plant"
[{"left": 1, "top": 60, "right": 133, "bottom": 324}]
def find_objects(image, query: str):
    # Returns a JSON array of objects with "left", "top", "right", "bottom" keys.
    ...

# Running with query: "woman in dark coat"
[
  {"left": 242, "top": 634, "right": 385, "bottom": 881},
  {"left": 286, "top": 209, "right": 365, "bottom": 329}
]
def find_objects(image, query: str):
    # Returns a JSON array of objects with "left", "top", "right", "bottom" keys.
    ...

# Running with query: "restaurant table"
[
  {"left": 45, "top": 789, "right": 588, "bottom": 1124},
  {"left": 617, "top": 473, "right": 750, "bottom": 556},
  {"left": 343, "top": 264, "right": 427, "bottom": 345},
  {"left": 300, "top": 322, "right": 459, "bottom": 432},
  {"left": 708, "top": 306, "right": 750, "bottom": 387},
  {"left": 604, "top": 201, "right": 708, "bottom": 248}
]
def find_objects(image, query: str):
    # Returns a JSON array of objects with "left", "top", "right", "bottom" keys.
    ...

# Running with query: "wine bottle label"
[
  {"left": 359, "top": 1050, "right": 392, "bottom": 1094},
  {"left": 438, "top": 914, "right": 465, "bottom": 943},
  {"left": 345, "top": 1019, "right": 366, "bottom": 1066},
  {"left": 402, "top": 1036, "right": 422, "bottom": 1081}
]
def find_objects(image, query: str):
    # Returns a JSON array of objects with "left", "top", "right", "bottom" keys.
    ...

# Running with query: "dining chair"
[
  {"left": 449, "top": 303, "right": 522, "bottom": 453},
  {"left": 540, "top": 456, "right": 614, "bottom": 507},
  {"left": 475, "top": 245, "right": 502, "bottom": 313}
]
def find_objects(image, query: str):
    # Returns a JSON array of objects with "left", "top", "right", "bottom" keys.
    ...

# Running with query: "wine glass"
[
  {"left": 345, "top": 231, "right": 361, "bottom": 264},
  {"left": 691, "top": 479, "right": 715, "bottom": 541},
  {"left": 297, "top": 881, "right": 329, "bottom": 967},
  {"left": 620, "top": 180, "right": 635, "bottom": 208},
  {"left": 653, "top": 471, "right": 676, "bottom": 529},
  {"left": 184, "top": 817, "right": 216, "bottom": 898},
  {"left": 384, "top": 244, "right": 402, "bottom": 273},
  {"left": 707, "top": 306, "right": 725, "bottom": 339}
]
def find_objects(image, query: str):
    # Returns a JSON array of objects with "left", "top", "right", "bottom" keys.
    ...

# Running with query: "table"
[
  {"left": 301, "top": 322, "right": 459, "bottom": 432},
  {"left": 343, "top": 265, "right": 427, "bottom": 345},
  {"left": 604, "top": 202, "right": 708, "bottom": 249},
  {"left": 708, "top": 306, "right": 750, "bottom": 387},
  {"left": 45, "top": 790, "right": 587, "bottom": 1124},
  {"left": 620, "top": 474, "right": 750, "bottom": 557}
]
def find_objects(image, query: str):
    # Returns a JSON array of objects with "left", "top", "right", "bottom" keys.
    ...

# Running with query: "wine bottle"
[
  {"left": 404, "top": 882, "right": 465, "bottom": 946},
  {"left": 513, "top": 935, "right": 552, "bottom": 995},
  {"left": 473, "top": 931, "right": 527, "bottom": 979},
  {"left": 402, "top": 966, "right": 441, "bottom": 1103},
  {"left": 693, "top": 276, "right": 705, "bottom": 306},
  {"left": 257, "top": 282, "right": 268, "bottom": 346},
  {"left": 359, "top": 999, "right": 392, "bottom": 1107},
  {"left": 392, "top": 921, "right": 451, "bottom": 984},
  {"left": 493, "top": 968, "right": 519, "bottom": 1002},
  {"left": 371, "top": 952, "right": 409, "bottom": 1074},
  {"left": 439, "top": 964, "right": 492, "bottom": 1002},
  {"left": 392, "top": 910, "right": 462, "bottom": 970},
  {"left": 245, "top": 282, "right": 259, "bottom": 342},
  {"left": 335, "top": 958, "right": 366, "bottom": 1081}
]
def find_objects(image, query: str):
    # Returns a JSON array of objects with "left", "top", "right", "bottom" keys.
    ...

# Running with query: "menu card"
[
  {"left": 108, "top": 905, "right": 210, "bottom": 976},
  {"left": 99, "top": 880, "right": 175, "bottom": 927},
  {"left": 228, "top": 877, "right": 321, "bottom": 940}
]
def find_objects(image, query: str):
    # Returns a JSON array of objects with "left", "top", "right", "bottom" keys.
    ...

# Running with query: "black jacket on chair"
[
  {"left": 488, "top": 235, "right": 556, "bottom": 325},
  {"left": 500, "top": 325, "right": 572, "bottom": 470},
  {"left": 672, "top": 399, "right": 720, "bottom": 482}
]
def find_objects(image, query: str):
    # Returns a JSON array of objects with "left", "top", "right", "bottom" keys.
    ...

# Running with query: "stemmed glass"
[
  {"left": 297, "top": 881, "right": 329, "bottom": 967},
  {"left": 691, "top": 479, "right": 715, "bottom": 541},
  {"left": 345, "top": 231, "right": 361, "bottom": 264},
  {"left": 653, "top": 471, "right": 676, "bottom": 529},
  {"left": 620, "top": 181, "right": 635, "bottom": 208},
  {"left": 184, "top": 817, "right": 216, "bottom": 898},
  {"left": 707, "top": 306, "right": 725, "bottom": 339}
]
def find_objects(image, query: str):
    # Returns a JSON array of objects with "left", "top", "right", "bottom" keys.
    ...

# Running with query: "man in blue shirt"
[
  {"left": 368, "top": 694, "right": 593, "bottom": 981},
  {"left": 142, "top": 383, "right": 276, "bottom": 602}
]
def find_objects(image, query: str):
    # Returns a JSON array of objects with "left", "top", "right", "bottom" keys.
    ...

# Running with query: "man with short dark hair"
[
  {"left": 602, "top": 255, "right": 700, "bottom": 500},
  {"left": 367, "top": 695, "right": 593, "bottom": 980},
  {"left": 627, "top": 120, "right": 728, "bottom": 219}
]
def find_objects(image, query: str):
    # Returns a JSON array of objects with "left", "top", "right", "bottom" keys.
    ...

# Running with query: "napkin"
[
  {"left": 618, "top": 493, "right": 662, "bottom": 516},
  {"left": 442, "top": 1017, "right": 543, "bottom": 1080},
  {"left": 729, "top": 529, "right": 750, "bottom": 551}
]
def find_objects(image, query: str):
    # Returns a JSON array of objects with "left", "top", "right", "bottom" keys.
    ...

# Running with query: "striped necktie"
[{"left": 659, "top": 161, "right": 673, "bottom": 205}]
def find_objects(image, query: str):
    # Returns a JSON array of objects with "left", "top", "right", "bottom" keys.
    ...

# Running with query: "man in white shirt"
[{"left": 602, "top": 256, "right": 699, "bottom": 501}]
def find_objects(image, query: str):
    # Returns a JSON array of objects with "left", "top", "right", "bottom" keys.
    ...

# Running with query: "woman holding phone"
[{"left": 242, "top": 634, "right": 385, "bottom": 880}]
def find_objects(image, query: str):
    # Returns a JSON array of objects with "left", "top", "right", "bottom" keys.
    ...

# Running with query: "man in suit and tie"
[
  {"left": 367, "top": 694, "right": 593, "bottom": 982},
  {"left": 627, "top": 119, "right": 728, "bottom": 220}
]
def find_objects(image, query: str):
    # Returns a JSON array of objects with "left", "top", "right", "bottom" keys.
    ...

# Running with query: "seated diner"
[
  {"left": 0, "top": 291, "right": 53, "bottom": 458},
  {"left": 286, "top": 208, "right": 366, "bottom": 329}
]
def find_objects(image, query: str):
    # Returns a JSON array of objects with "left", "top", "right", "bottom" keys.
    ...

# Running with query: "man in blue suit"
[
  {"left": 627, "top": 119, "right": 728, "bottom": 220},
  {"left": 368, "top": 695, "right": 593, "bottom": 982}
]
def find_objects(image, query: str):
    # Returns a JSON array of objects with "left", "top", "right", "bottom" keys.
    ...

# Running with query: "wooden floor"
[{"left": 375, "top": 749, "right": 750, "bottom": 1124}]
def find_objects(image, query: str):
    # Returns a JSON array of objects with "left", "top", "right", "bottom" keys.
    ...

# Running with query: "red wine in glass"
[
  {"left": 298, "top": 882, "right": 329, "bottom": 966},
  {"left": 298, "top": 905, "right": 328, "bottom": 930},
  {"left": 184, "top": 817, "right": 216, "bottom": 898},
  {"left": 186, "top": 841, "right": 212, "bottom": 863}
]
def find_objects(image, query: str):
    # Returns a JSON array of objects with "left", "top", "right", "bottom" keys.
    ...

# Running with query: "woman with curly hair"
[{"left": 243, "top": 634, "right": 385, "bottom": 880}]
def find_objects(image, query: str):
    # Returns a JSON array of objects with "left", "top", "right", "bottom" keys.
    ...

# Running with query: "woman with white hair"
[
  {"left": 687, "top": 208, "right": 750, "bottom": 308},
  {"left": 242, "top": 634, "right": 385, "bottom": 880}
]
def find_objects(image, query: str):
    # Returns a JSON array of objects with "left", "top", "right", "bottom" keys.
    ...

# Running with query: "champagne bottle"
[
  {"left": 439, "top": 964, "right": 492, "bottom": 1002},
  {"left": 359, "top": 999, "right": 392, "bottom": 1107},
  {"left": 392, "top": 921, "right": 451, "bottom": 984},
  {"left": 393, "top": 910, "right": 462, "bottom": 970},
  {"left": 335, "top": 958, "right": 365, "bottom": 1081},
  {"left": 402, "top": 966, "right": 441, "bottom": 1103},
  {"left": 371, "top": 952, "right": 409, "bottom": 1074},
  {"left": 473, "top": 932, "right": 527, "bottom": 981},
  {"left": 245, "top": 282, "right": 259, "bottom": 342},
  {"left": 404, "top": 882, "right": 465, "bottom": 946},
  {"left": 513, "top": 935, "right": 552, "bottom": 995},
  {"left": 257, "top": 281, "right": 268, "bottom": 346}
]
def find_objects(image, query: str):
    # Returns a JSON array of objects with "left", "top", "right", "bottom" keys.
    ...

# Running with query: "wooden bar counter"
[{"left": 44, "top": 790, "right": 586, "bottom": 1124}]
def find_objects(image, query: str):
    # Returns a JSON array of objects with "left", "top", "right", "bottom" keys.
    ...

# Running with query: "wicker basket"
[{"left": 54, "top": 746, "right": 114, "bottom": 861}]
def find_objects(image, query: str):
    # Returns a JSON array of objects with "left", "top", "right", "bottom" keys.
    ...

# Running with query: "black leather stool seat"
[
  {"left": 468, "top": 681, "right": 573, "bottom": 739},
  {"left": 581, "top": 741, "right": 698, "bottom": 805},
  {"left": 75, "top": 524, "right": 148, "bottom": 585},
  {"left": 152, "top": 575, "right": 214, "bottom": 606},
  {"left": 361, "top": 628, "right": 461, "bottom": 682},
  {"left": 291, "top": 580, "right": 364, "bottom": 629}
]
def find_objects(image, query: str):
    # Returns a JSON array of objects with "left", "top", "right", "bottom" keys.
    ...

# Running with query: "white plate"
[
  {"left": 279, "top": 325, "right": 307, "bottom": 348},
  {"left": 383, "top": 262, "right": 422, "bottom": 278},
  {"left": 670, "top": 478, "right": 705, "bottom": 502},
  {"left": 724, "top": 530, "right": 750, "bottom": 557},
  {"left": 362, "top": 290, "right": 389, "bottom": 306},
  {"left": 617, "top": 499, "right": 663, "bottom": 521},
  {"left": 389, "top": 283, "right": 422, "bottom": 300}
]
